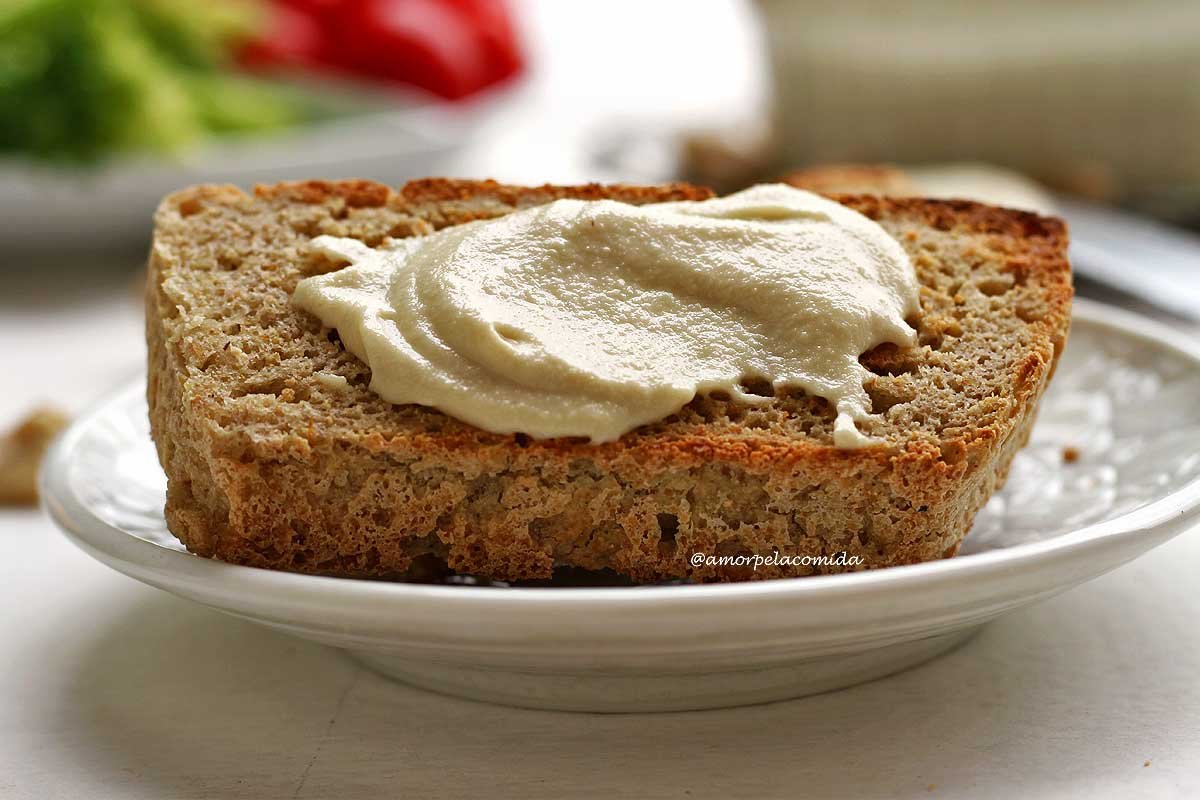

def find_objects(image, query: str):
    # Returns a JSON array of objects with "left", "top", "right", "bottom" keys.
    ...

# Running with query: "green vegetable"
[{"left": 0, "top": 0, "right": 318, "bottom": 164}]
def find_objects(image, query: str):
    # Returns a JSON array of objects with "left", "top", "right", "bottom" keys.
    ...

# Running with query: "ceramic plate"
[
  {"left": 42, "top": 300, "right": 1200, "bottom": 712},
  {"left": 0, "top": 103, "right": 481, "bottom": 253}
]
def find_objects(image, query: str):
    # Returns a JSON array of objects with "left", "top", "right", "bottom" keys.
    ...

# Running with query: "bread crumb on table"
[
  {"left": 0, "top": 407, "right": 70, "bottom": 506},
  {"left": 1062, "top": 445, "right": 1080, "bottom": 463}
]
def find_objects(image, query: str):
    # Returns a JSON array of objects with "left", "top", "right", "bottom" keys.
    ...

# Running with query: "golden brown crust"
[
  {"left": 251, "top": 177, "right": 714, "bottom": 212},
  {"left": 397, "top": 177, "right": 714, "bottom": 205},
  {"left": 146, "top": 178, "right": 1072, "bottom": 583},
  {"left": 255, "top": 178, "right": 394, "bottom": 208}
]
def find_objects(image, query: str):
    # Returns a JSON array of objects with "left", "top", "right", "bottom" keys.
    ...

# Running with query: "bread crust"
[{"left": 146, "top": 178, "right": 1071, "bottom": 582}]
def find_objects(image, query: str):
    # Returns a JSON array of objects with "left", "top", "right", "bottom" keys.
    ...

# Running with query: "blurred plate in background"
[{"left": 0, "top": 106, "right": 474, "bottom": 254}]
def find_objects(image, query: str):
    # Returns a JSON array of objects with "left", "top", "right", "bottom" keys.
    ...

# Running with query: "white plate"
[
  {"left": 0, "top": 106, "right": 474, "bottom": 253},
  {"left": 41, "top": 300, "right": 1200, "bottom": 712}
]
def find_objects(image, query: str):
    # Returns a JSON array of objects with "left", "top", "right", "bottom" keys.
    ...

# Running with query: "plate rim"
[{"left": 41, "top": 298, "right": 1200, "bottom": 613}]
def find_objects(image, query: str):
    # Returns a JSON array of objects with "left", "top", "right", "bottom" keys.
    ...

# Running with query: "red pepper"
[
  {"left": 239, "top": 2, "right": 331, "bottom": 69},
  {"left": 441, "top": 0, "right": 523, "bottom": 80},
  {"left": 240, "top": 0, "right": 524, "bottom": 101}
]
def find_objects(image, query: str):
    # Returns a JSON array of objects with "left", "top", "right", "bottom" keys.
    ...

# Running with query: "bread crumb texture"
[{"left": 146, "top": 179, "right": 1072, "bottom": 582}]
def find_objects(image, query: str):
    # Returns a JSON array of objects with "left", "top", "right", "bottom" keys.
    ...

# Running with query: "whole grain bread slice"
[
  {"left": 146, "top": 178, "right": 1071, "bottom": 583},
  {"left": 781, "top": 164, "right": 919, "bottom": 197}
]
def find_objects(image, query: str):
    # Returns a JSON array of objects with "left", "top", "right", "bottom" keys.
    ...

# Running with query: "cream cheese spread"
[{"left": 292, "top": 184, "right": 919, "bottom": 446}]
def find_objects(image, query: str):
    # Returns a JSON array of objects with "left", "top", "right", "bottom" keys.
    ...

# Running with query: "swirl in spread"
[{"left": 293, "top": 184, "right": 919, "bottom": 447}]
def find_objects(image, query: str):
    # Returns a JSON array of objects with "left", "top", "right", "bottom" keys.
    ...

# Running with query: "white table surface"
[{"left": 4, "top": 2, "right": 1200, "bottom": 796}]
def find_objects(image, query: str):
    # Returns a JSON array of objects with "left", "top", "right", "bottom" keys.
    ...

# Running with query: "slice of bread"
[
  {"left": 781, "top": 164, "right": 919, "bottom": 197},
  {"left": 146, "top": 179, "right": 1071, "bottom": 583},
  {"left": 784, "top": 162, "right": 1056, "bottom": 215}
]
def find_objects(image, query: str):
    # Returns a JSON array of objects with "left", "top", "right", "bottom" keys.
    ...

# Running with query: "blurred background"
[{"left": 2, "top": 0, "right": 1199, "bottom": 503}]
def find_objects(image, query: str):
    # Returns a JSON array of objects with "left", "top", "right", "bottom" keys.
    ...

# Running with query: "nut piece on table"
[{"left": 0, "top": 407, "right": 70, "bottom": 506}]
